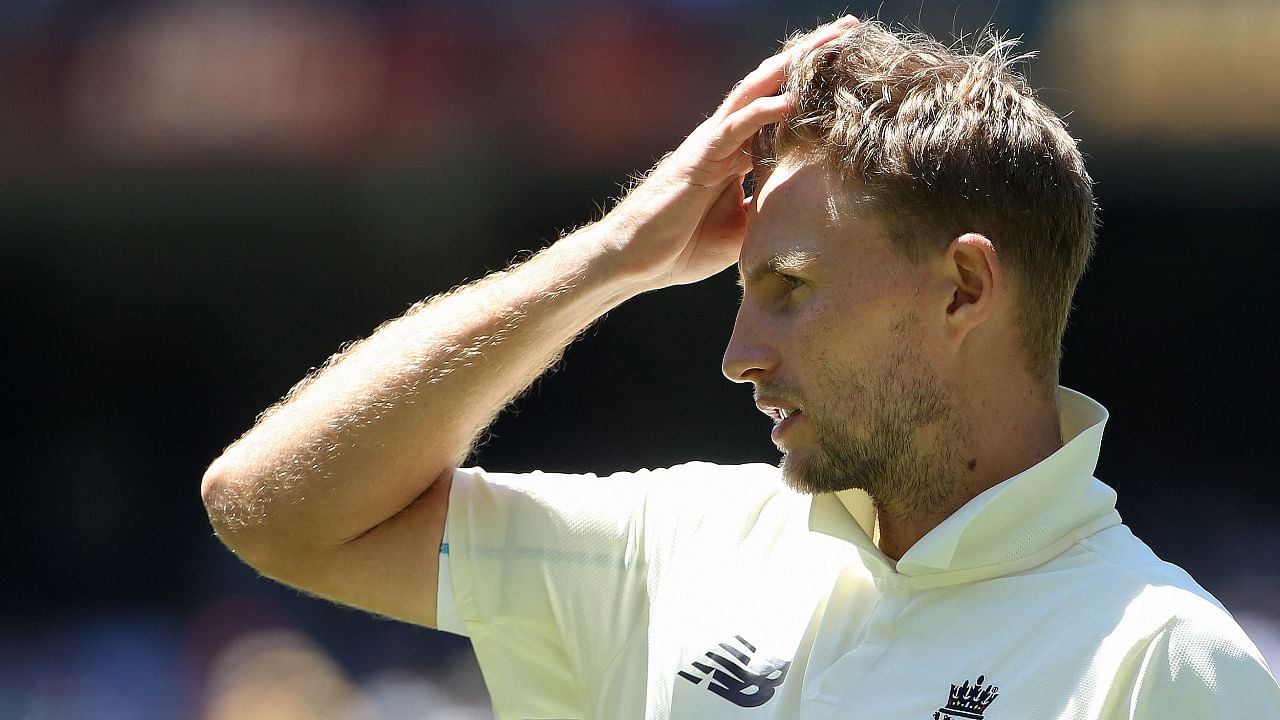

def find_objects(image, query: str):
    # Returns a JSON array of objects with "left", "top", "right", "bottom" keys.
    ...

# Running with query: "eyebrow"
[{"left": 737, "top": 249, "right": 821, "bottom": 288}]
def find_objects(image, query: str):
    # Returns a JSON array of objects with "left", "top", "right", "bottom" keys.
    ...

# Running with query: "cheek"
[
  {"left": 792, "top": 304, "right": 829, "bottom": 359},
  {"left": 796, "top": 286, "right": 914, "bottom": 385},
  {"left": 797, "top": 289, "right": 864, "bottom": 355},
  {"left": 791, "top": 309, "right": 857, "bottom": 396}
]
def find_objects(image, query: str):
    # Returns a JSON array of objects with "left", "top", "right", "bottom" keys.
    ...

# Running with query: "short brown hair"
[{"left": 756, "top": 22, "right": 1096, "bottom": 383}]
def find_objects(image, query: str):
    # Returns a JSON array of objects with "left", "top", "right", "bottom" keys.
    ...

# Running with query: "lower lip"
[{"left": 770, "top": 413, "right": 803, "bottom": 445}]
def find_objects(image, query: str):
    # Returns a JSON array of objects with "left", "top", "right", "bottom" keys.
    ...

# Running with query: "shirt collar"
[{"left": 807, "top": 386, "right": 1120, "bottom": 583}]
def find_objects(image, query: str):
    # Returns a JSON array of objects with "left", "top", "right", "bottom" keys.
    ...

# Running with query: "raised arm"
[{"left": 199, "top": 17, "right": 857, "bottom": 628}]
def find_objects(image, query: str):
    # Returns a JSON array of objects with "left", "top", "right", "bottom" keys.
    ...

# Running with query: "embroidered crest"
[{"left": 934, "top": 674, "right": 999, "bottom": 719}]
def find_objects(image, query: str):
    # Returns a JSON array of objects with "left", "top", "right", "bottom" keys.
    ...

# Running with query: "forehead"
[{"left": 740, "top": 159, "right": 891, "bottom": 276}]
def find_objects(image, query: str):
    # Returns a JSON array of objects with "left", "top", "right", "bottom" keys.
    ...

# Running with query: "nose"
[{"left": 721, "top": 305, "right": 777, "bottom": 383}]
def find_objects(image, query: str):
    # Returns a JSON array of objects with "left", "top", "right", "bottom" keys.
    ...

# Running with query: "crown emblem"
[{"left": 933, "top": 674, "right": 999, "bottom": 720}]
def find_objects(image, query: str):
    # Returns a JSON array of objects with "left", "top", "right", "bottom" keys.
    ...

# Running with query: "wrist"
[{"left": 553, "top": 219, "right": 661, "bottom": 305}]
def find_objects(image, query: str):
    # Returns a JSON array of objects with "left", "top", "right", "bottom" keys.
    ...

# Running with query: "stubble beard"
[{"left": 780, "top": 337, "right": 971, "bottom": 521}]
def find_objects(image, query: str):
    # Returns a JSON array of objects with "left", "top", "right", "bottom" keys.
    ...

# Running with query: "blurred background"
[{"left": 3, "top": 0, "right": 1278, "bottom": 717}]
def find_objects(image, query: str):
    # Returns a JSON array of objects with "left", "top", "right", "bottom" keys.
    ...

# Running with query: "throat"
[{"left": 872, "top": 496, "right": 964, "bottom": 562}]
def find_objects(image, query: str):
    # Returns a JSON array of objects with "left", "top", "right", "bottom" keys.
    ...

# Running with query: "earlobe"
[{"left": 944, "top": 233, "right": 999, "bottom": 334}]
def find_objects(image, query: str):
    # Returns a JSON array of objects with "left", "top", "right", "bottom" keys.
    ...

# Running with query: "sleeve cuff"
[{"left": 435, "top": 518, "right": 468, "bottom": 636}]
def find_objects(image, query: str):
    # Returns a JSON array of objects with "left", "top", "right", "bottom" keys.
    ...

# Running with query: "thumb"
[{"left": 703, "top": 173, "right": 749, "bottom": 237}]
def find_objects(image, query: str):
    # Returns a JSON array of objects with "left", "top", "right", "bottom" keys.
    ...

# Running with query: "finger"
[
  {"left": 695, "top": 173, "right": 751, "bottom": 256},
  {"left": 716, "top": 15, "right": 858, "bottom": 118},
  {"left": 706, "top": 94, "right": 793, "bottom": 161},
  {"left": 726, "top": 137, "right": 757, "bottom": 177},
  {"left": 706, "top": 172, "right": 748, "bottom": 225}
]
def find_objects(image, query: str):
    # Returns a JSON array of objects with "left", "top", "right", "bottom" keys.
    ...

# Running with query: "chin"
[
  {"left": 779, "top": 447, "right": 864, "bottom": 496},
  {"left": 778, "top": 451, "right": 823, "bottom": 496}
]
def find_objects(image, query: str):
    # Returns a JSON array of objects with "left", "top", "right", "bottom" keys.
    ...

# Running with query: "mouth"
[
  {"left": 774, "top": 407, "right": 800, "bottom": 422},
  {"left": 756, "top": 397, "right": 803, "bottom": 424},
  {"left": 769, "top": 408, "right": 805, "bottom": 448}
]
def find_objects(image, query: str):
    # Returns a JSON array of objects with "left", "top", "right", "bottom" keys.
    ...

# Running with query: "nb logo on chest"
[{"left": 677, "top": 635, "right": 791, "bottom": 708}]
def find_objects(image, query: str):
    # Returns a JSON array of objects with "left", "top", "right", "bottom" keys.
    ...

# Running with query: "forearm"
[{"left": 202, "top": 224, "right": 641, "bottom": 555}]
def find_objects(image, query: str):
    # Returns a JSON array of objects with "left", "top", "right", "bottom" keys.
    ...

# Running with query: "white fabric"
[
  {"left": 440, "top": 388, "right": 1280, "bottom": 719},
  {"left": 435, "top": 519, "right": 466, "bottom": 636}
]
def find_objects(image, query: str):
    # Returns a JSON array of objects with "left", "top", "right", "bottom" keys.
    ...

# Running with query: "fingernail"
[{"left": 840, "top": 14, "right": 857, "bottom": 26}]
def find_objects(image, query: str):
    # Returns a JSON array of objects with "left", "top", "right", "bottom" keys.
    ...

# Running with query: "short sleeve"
[
  {"left": 444, "top": 465, "right": 659, "bottom": 719},
  {"left": 442, "top": 462, "right": 801, "bottom": 719},
  {"left": 1125, "top": 611, "right": 1280, "bottom": 718}
]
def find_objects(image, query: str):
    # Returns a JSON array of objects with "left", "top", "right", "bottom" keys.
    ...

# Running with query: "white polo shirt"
[{"left": 437, "top": 388, "right": 1280, "bottom": 719}]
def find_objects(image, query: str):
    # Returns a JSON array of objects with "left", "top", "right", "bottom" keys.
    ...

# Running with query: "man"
[{"left": 201, "top": 16, "right": 1280, "bottom": 719}]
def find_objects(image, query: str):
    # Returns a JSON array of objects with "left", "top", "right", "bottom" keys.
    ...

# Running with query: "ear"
[{"left": 942, "top": 233, "right": 1000, "bottom": 341}]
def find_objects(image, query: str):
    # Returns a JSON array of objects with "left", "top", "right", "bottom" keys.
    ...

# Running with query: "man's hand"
[{"left": 600, "top": 15, "right": 858, "bottom": 292}]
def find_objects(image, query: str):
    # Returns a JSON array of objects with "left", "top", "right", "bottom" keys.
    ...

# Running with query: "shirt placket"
[{"left": 800, "top": 563, "right": 910, "bottom": 718}]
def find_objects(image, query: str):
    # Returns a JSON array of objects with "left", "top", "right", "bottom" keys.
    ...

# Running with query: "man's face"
[{"left": 723, "top": 160, "right": 970, "bottom": 514}]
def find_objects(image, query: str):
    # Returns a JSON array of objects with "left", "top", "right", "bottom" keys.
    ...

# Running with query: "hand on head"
[{"left": 599, "top": 15, "right": 859, "bottom": 293}]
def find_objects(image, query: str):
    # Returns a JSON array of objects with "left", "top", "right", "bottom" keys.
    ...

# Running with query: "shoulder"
[
  {"left": 1070, "top": 525, "right": 1280, "bottom": 713},
  {"left": 639, "top": 461, "right": 806, "bottom": 526},
  {"left": 458, "top": 460, "right": 791, "bottom": 505},
  {"left": 1073, "top": 522, "right": 1257, "bottom": 649},
  {"left": 1075, "top": 522, "right": 1222, "bottom": 608},
  {"left": 1126, "top": 600, "right": 1280, "bottom": 716},
  {"left": 450, "top": 461, "right": 799, "bottom": 541},
  {"left": 642, "top": 460, "right": 791, "bottom": 502},
  {"left": 455, "top": 460, "right": 782, "bottom": 492}
]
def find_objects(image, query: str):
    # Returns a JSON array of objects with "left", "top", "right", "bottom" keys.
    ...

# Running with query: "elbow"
[
  {"left": 199, "top": 448, "right": 318, "bottom": 577},
  {"left": 199, "top": 452, "right": 274, "bottom": 565},
  {"left": 200, "top": 455, "right": 229, "bottom": 511},
  {"left": 200, "top": 451, "right": 245, "bottom": 527}
]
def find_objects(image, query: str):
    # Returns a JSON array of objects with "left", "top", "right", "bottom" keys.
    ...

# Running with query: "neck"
[{"left": 875, "top": 382, "right": 1062, "bottom": 561}]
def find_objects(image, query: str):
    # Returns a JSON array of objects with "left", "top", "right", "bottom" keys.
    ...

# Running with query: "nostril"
[{"left": 721, "top": 353, "right": 762, "bottom": 384}]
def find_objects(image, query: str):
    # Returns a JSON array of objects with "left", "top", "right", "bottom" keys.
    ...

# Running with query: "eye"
[{"left": 777, "top": 273, "right": 804, "bottom": 291}]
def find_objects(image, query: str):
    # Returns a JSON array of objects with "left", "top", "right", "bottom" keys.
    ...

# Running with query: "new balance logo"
[{"left": 678, "top": 635, "right": 790, "bottom": 708}]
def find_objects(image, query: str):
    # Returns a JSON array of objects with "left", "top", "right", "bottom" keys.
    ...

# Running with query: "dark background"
[{"left": 3, "top": 0, "right": 1278, "bottom": 717}]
